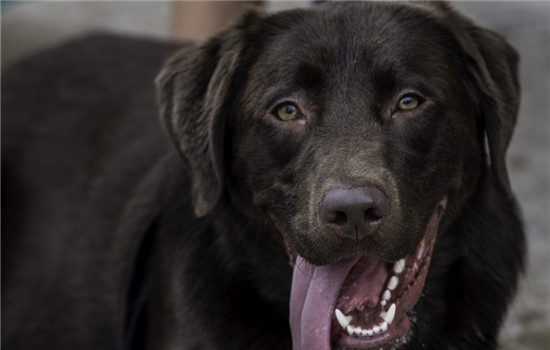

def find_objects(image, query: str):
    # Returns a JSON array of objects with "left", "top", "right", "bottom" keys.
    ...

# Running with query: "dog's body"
[{"left": 2, "top": 2, "right": 525, "bottom": 350}]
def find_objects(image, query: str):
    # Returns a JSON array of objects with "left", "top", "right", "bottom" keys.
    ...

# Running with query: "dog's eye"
[
  {"left": 397, "top": 95, "right": 420, "bottom": 111},
  {"left": 276, "top": 103, "right": 299, "bottom": 121}
]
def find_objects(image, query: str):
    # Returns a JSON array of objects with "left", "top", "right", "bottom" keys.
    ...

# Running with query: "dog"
[{"left": 2, "top": 2, "right": 525, "bottom": 349}]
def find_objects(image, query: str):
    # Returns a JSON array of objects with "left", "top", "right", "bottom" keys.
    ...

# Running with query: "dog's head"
[{"left": 157, "top": 2, "right": 519, "bottom": 349}]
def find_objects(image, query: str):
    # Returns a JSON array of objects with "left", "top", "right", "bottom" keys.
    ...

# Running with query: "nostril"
[
  {"left": 364, "top": 208, "right": 382, "bottom": 222},
  {"left": 332, "top": 211, "right": 347, "bottom": 225}
]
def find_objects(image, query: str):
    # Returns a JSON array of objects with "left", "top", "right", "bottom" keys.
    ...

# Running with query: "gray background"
[{"left": 2, "top": 1, "right": 549, "bottom": 349}]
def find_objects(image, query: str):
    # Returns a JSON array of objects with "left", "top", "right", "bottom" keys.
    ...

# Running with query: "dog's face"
[
  {"left": 157, "top": 2, "right": 519, "bottom": 349},
  {"left": 233, "top": 4, "right": 482, "bottom": 265}
]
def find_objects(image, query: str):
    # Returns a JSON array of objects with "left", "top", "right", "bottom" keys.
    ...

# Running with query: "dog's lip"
[{"left": 288, "top": 197, "right": 447, "bottom": 350}]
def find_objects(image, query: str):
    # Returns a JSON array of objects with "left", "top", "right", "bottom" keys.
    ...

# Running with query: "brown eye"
[
  {"left": 397, "top": 95, "right": 420, "bottom": 111},
  {"left": 276, "top": 103, "right": 299, "bottom": 121}
]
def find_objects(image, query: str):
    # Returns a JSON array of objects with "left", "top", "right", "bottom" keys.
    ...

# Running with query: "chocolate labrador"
[{"left": 2, "top": 2, "right": 525, "bottom": 350}]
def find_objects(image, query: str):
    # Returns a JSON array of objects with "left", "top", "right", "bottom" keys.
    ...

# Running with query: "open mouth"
[{"left": 289, "top": 198, "right": 447, "bottom": 350}]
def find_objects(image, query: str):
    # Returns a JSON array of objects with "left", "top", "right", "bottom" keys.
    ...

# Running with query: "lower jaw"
[{"left": 337, "top": 316, "right": 410, "bottom": 349}]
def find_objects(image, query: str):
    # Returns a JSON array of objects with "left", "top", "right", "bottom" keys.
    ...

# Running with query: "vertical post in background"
[{"left": 172, "top": 1, "right": 261, "bottom": 42}]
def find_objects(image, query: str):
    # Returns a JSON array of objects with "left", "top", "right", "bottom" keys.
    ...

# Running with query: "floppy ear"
[
  {"left": 156, "top": 12, "right": 259, "bottom": 217},
  {"left": 427, "top": 3, "right": 520, "bottom": 196},
  {"left": 454, "top": 16, "right": 520, "bottom": 196}
]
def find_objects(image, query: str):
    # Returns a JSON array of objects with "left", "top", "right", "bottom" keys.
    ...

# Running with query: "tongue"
[{"left": 289, "top": 255, "right": 360, "bottom": 350}]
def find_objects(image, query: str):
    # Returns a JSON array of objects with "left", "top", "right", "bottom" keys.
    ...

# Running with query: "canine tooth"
[
  {"left": 393, "top": 259, "right": 405, "bottom": 273},
  {"left": 383, "top": 289, "right": 391, "bottom": 300},
  {"left": 335, "top": 309, "right": 352, "bottom": 329},
  {"left": 373, "top": 325, "right": 381, "bottom": 334},
  {"left": 382, "top": 303, "right": 396, "bottom": 325},
  {"left": 347, "top": 325, "right": 354, "bottom": 336},
  {"left": 380, "top": 321, "right": 388, "bottom": 332},
  {"left": 387, "top": 276, "right": 399, "bottom": 290}
]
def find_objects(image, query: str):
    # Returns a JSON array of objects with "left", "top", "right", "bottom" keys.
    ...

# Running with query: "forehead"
[{"left": 251, "top": 3, "right": 462, "bottom": 93}]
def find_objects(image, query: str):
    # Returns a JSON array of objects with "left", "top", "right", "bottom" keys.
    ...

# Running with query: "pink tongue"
[{"left": 289, "top": 255, "right": 360, "bottom": 350}]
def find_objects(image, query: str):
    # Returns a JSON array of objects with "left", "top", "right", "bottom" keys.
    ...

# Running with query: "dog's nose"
[{"left": 319, "top": 185, "right": 390, "bottom": 241}]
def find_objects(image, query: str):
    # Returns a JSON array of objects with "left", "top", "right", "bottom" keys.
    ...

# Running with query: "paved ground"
[{"left": 3, "top": 2, "right": 549, "bottom": 349}]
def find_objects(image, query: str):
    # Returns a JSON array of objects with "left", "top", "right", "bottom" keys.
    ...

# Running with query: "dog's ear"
[
  {"left": 156, "top": 12, "right": 260, "bottom": 217},
  {"left": 452, "top": 12, "right": 520, "bottom": 196},
  {"left": 469, "top": 27, "right": 520, "bottom": 197}
]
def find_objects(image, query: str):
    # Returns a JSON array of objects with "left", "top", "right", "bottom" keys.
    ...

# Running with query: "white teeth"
[
  {"left": 336, "top": 296, "right": 397, "bottom": 338},
  {"left": 387, "top": 276, "right": 399, "bottom": 290},
  {"left": 335, "top": 309, "right": 352, "bottom": 329},
  {"left": 393, "top": 259, "right": 405, "bottom": 273},
  {"left": 382, "top": 303, "right": 396, "bottom": 325},
  {"left": 343, "top": 320, "right": 389, "bottom": 338},
  {"left": 383, "top": 289, "right": 391, "bottom": 301}
]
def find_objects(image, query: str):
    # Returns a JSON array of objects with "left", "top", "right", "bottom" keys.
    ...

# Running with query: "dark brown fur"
[{"left": 2, "top": 2, "right": 524, "bottom": 349}]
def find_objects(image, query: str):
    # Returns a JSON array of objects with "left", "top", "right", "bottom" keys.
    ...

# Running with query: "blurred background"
[{"left": 2, "top": 1, "right": 549, "bottom": 349}]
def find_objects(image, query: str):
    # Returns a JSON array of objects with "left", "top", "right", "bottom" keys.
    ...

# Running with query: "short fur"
[{"left": 2, "top": 2, "right": 524, "bottom": 350}]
